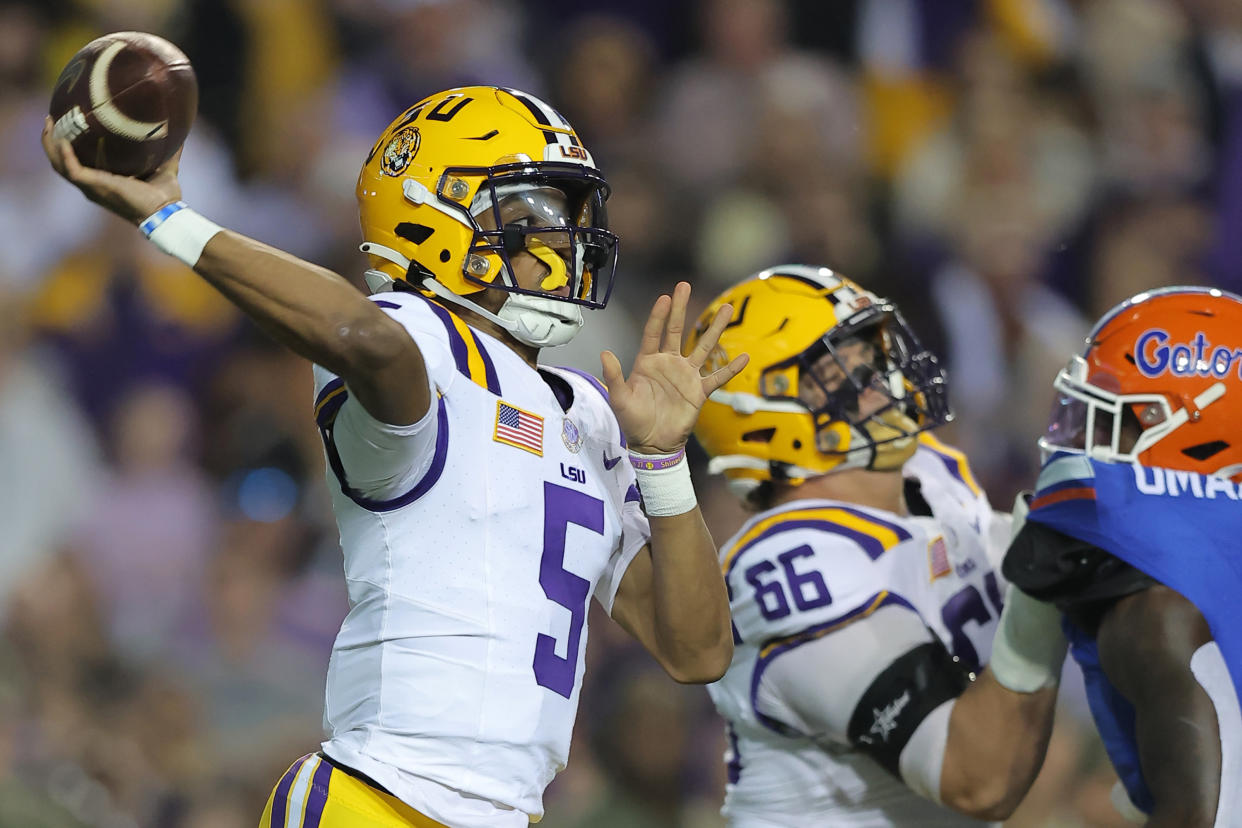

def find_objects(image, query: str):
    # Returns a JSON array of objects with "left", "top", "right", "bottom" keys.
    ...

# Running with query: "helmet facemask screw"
[
  {"left": 449, "top": 179, "right": 470, "bottom": 200},
  {"left": 468, "top": 255, "right": 490, "bottom": 275},
  {"left": 816, "top": 428, "right": 841, "bottom": 451}
]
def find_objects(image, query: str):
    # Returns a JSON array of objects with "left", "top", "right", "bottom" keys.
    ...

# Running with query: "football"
[{"left": 48, "top": 31, "right": 197, "bottom": 179}]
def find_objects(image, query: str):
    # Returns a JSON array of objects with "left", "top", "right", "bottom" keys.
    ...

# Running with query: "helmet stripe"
[
  {"left": 504, "top": 89, "right": 579, "bottom": 149},
  {"left": 504, "top": 89, "right": 558, "bottom": 144},
  {"left": 1088, "top": 286, "right": 1242, "bottom": 345},
  {"left": 757, "top": 265, "right": 845, "bottom": 293}
]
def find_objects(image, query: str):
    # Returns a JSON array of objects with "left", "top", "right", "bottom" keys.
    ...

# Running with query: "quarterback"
[
  {"left": 1005, "top": 287, "right": 1242, "bottom": 826},
  {"left": 43, "top": 87, "right": 744, "bottom": 827},
  {"left": 687, "top": 266, "right": 1067, "bottom": 826}
]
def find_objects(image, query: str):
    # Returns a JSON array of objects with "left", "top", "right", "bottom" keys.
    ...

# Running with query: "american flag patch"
[
  {"left": 928, "top": 536, "right": 951, "bottom": 580},
  {"left": 495, "top": 401, "right": 543, "bottom": 455}
]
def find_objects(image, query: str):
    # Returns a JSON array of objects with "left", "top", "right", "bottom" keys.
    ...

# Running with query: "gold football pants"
[{"left": 259, "top": 753, "right": 447, "bottom": 828}]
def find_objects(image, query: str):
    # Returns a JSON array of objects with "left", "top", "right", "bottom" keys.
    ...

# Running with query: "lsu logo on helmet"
[
  {"left": 1043, "top": 286, "right": 1242, "bottom": 479},
  {"left": 380, "top": 127, "right": 420, "bottom": 176},
  {"left": 687, "top": 265, "right": 951, "bottom": 500}
]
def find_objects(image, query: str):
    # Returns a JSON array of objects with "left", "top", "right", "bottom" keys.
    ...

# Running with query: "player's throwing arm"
[{"left": 42, "top": 110, "right": 430, "bottom": 430}]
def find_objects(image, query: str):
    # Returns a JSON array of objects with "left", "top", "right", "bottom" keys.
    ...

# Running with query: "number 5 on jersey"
[{"left": 533, "top": 481, "right": 603, "bottom": 698}]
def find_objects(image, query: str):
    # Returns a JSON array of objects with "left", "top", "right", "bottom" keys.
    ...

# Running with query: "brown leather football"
[{"left": 48, "top": 31, "right": 197, "bottom": 180}]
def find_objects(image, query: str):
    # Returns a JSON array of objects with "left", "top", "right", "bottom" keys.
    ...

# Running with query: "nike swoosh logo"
[{"left": 603, "top": 453, "right": 621, "bottom": 470}]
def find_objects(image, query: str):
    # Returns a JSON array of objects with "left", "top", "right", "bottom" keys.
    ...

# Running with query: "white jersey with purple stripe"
[
  {"left": 311, "top": 289, "right": 649, "bottom": 827},
  {"left": 708, "top": 438, "right": 1005, "bottom": 826}
]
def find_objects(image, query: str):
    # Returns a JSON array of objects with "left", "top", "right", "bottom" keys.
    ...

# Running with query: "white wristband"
[
  {"left": 989, "top": 584, "right": 1068, "bottom": 693},
  {"left": 630, "top": 449, "right": 697, "bottom": 517},
  {"left": 139, "top": 201, "right": 222, "bottom": 267}
]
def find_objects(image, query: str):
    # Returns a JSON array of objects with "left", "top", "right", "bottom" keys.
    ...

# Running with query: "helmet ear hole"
[
  {"left": 395, "top": 222, "right": 434, "bottom": 244},
  {"left": 742, "top": 428, "right": 776, "bottom": 443}
]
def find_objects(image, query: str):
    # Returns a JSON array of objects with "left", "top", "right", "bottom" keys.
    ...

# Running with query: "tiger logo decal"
[{"left": 380, "top": 127, "right": 420, "bottom": 176}]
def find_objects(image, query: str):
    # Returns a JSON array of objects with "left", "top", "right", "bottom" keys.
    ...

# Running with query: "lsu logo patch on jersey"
[{"left": 495, "top": 401, "right": 544, "bottom": 455}]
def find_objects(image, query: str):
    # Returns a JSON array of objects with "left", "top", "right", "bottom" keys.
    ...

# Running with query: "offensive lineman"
[
  {"left": 687, "top": 266, "right": 1067, "bottom": 826},
  {"left": 43, "top": 87, "right": 745, "bottom": 827}
]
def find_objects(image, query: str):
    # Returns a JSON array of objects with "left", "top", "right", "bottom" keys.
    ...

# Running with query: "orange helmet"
[{"left": 1042, "top": 286, "right": 1242, "bottom": 478}]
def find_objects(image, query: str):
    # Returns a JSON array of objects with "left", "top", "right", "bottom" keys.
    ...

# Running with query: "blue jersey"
[{"left": 1021, "top": 451, "right": 1242, "bottom": 811}]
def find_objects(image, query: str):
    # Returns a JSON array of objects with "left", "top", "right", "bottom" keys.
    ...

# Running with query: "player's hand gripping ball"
[{"left": 48, "top": 31, "right": 197, "bottom": 180}]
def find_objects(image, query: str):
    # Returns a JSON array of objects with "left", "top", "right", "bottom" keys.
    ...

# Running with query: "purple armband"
[{"left": 629, "top": 448, "right": 686, "bottom": 471}]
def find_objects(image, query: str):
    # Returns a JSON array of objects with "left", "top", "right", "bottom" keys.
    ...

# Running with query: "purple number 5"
[{"left": 534, "top": 481, "right": 604, "bottom": 698}]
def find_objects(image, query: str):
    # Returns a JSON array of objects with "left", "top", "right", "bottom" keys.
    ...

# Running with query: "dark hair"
[{"left": 746, "top": 477, "right": 803, "bottom": 512}]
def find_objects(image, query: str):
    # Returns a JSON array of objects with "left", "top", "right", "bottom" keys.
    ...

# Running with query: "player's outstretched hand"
[
  {"left": 602, "top": 281, "right": 748, "bottom": 455},
  {"left": 41, "top": 115, "right": 181, "bottom": 225}
]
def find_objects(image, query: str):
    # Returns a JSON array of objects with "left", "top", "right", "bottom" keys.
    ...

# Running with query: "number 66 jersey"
[
  {"left": 311, "top": 291, "right": 649, "bottom": 828},
  {"left": 709, "top": 438, "right": 1008, "bottom": 827}
]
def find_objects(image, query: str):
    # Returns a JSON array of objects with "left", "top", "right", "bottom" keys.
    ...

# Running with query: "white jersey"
[
  {"left": 709, "top": 438, "right": 1007, "bottom": 827},
  {"left": 312, "top": 290, "right": 649, "bottom": 827}
]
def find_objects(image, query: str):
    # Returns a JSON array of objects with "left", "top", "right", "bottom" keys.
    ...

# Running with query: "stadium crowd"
[{"left": 2, "top": 0, "right": 1240, "bottom": 825}]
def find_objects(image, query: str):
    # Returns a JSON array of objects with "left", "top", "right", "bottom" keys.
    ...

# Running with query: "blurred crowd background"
[{"left": 1, "top": 0, "right": 1240, "bottom": 825}]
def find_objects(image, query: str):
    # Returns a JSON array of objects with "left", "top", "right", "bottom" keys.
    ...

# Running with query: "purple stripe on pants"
[
  {"left": 302, "top": 758, "right": 334, "bottom": 828},
  {"left": 270, "top": 754, "right": 311, "bottom": 827}
]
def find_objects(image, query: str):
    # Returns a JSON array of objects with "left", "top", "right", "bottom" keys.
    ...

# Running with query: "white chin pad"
[{"left": 499, "top": 294, "right": 583, "bottom": 348}]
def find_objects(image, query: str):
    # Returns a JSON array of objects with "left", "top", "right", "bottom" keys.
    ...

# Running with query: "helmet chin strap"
[
  {"left": 859, "top": 409, "right": 919, "bottom": 471},
  {"left": 421, "top": 275, "right": 584, "bottom": 349},
  {"left": 812, "top": 409, "right": 919, "bottom": 473},
  {"left": 360, "top": 239, "right": 585, "bottom": 349}
]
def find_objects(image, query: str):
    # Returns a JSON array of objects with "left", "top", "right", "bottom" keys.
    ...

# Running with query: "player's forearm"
[
  {"left": 195, "top": 232, "right": 397, "bottom": 374},
  {"left": 193, "top": 232, "right": 430, "bottom": 423},
  {"left": 646, "top": 509, "right": 733, "bottom": 683},
  {"left": 939, "top": 671, "right": 1057, "bottom": 819},
  {"left": 1098, "top": 588, "right": 1221, "bottom": 824}
]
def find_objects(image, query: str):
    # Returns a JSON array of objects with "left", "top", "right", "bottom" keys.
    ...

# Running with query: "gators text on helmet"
[
  {"left": 688, "top": 265, "right": 951, "bottom": 499},
  {"left": 357, "top": 86, "right": 618, "bottom": 348},
  {"left": 1043, "top": 286, "right": 1242, "bottom": 478}
]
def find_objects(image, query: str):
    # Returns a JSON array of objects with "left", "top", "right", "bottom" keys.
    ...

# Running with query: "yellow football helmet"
[
  {"left": 356, "top": 86, "right": 617, "bottom": 346},
  {"left": 688, "top": 265, "right": 952, "bottom": 498}
]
